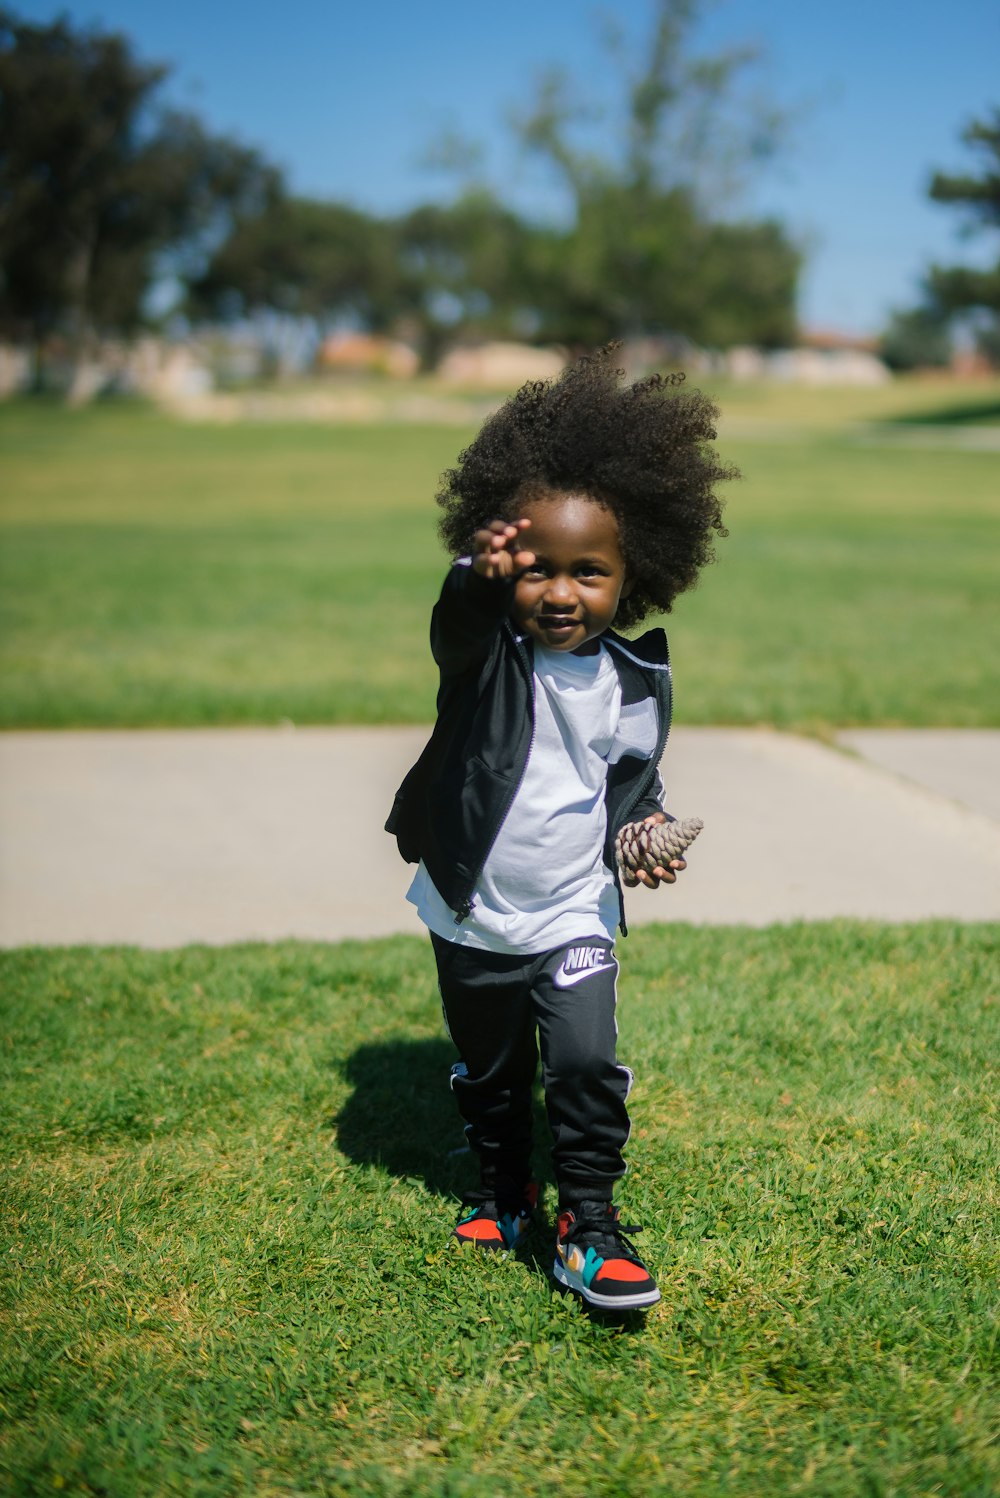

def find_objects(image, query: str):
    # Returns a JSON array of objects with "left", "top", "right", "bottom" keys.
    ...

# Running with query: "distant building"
[
  {"left": 725, "top": 328, "right": 890, "bottom": 386},
  {"left": 436, "top": 342, "right": 566, "bottom": 387},
  {"left": 317, "top": 333, "right": 419, "bottom": 379},
  {"left": 799, "top": 327, "right": 881, "bottom": 355}
]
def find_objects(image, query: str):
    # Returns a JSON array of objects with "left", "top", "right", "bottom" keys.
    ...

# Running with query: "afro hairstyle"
[{"left": 436, "top": 345, "right": 737, "bottom": 629}]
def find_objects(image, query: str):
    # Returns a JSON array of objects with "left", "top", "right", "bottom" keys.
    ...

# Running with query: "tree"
[
  {"left": 880, "top": 307, "right": 953, "bottom": 372},
  {"left": 194, "top": 188, "right": 543, "bottom": 367},
  {"left": 405, "top": 5, "right": 802, "bottom": 354},
  {"left": 0, "top": 9, "right": 281, "bottom": 345},
  {"left": 188, "top": 197, "right": 396, "bottom": 328},
  {"left": 512, "top": 1, "right": 786, "bottom": 213},
  {"left": 512, "top": 183, "right": 797, "bottom": 349},
  {"left": 393, "top": 192, "right": 539, "bottom": 364},
  {"left": 924, "top": 109, "right": 1000, "bottom": 356},
  {"left": 485, "top": 0, "right": 800, "bottom": 348}
]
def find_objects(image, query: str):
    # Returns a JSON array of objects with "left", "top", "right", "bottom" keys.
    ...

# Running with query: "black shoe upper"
[{"left": 564, "top": 1199, "right": 648, "bottom": 1266}]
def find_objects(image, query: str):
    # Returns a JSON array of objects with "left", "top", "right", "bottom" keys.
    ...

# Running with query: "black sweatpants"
[{"left": 430, "top": 933, "right": 633, "bottom": 1209}]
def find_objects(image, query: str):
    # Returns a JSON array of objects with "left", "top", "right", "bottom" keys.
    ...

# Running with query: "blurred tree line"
[
  {"left": 0, "top": 8, "right": 279, "bottom": 347},
  {"left": 187, "top": 0, "right": 803, "bottom": 365},
  {"left": 883, "top": 109, "right": 1000, "bottom": 370},
  {"left": 6, "top": 5, "right": 996, "bottom": 374},
  {"left": 0, "top": 2, "right": 806, "bottom": 367}
]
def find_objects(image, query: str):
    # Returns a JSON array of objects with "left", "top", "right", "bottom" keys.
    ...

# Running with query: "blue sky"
[{"left": 14, "top": 0, "right": 999, "bottom": 335}]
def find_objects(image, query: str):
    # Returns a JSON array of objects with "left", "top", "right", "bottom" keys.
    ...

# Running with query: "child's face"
[{"left": 509, "top": 493, "right": 631, "bottom": 654}]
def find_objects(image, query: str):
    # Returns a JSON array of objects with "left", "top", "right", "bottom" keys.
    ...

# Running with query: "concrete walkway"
[{"left": 1, "top": 727, "right": 998, "bottom": 948}]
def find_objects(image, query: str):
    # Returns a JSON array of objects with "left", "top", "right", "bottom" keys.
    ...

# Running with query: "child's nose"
[{"left": 545, "top": 574, "right": 576, "bottom": 605}]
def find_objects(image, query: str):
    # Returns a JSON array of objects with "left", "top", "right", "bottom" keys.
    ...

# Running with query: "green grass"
[
  {"left": 1, "top": 384, "right": 998, "bottom": 730},
  {"left": 708, "top": 374, "right": 1000, "bottom": 427},
  {"left": 2, "top": 923, "right": 998, "bottom": 1496}
]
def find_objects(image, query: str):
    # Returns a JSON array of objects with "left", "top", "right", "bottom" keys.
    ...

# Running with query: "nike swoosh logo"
[{"left": 553, "top": 961, "right": 617, "bottom": 988}]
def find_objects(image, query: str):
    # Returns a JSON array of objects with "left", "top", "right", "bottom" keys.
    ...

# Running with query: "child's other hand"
[
  {"left": 472, "top": 518, "right": 535, "bottom": 580},
  {"left": 634, "top": 812, "right": 686, "bottom": 888}
]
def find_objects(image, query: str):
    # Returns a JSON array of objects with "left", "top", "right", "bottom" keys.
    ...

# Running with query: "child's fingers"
[
  {"left": 472, "top": 521, "right": 536, "bottom": 577},
  {"left": 635, "top": 857, "right": 685, "bottom": 888},
  {"left": 474, "top": 522, "right": 513, "bottom": 551},
  {"left": 477, "top": 518, "right": 532, "bottom": 543},
  {"left": 473, "top": 522, "right": 525, "bottom": 559}
]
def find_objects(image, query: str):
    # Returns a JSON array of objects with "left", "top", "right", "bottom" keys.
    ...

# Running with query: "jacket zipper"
[
  {"left": 454, "top": 632, "right": 671, "bottom": 930},
  {"left": 615, "top": 692, "right": 671, "bottom": 831},
  {"left": 454, "top": 629, "right": 536, "bottom": 923},
  {"left": 606, "top": 645, "right": 673, "bottom": 936}
]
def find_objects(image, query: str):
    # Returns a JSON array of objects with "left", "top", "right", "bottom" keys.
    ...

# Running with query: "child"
[{"left": 385, "top": 347, "right": 734, "bottom": 1310}]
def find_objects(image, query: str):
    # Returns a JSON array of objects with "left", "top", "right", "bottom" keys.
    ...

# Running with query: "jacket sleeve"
[
  {"left": 614, "top": 770, "right": 668, "bottom": 835},
  {"left": 430, "top": 560, "right": 517, "bottom": 676}
]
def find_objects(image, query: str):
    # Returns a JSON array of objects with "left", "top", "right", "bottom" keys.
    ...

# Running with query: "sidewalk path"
[
  {"left": 835, "top": 729, "right": 1000, "bottom": 823},
  {"left": 1, "top": 727, "right": 998, "bottom": 948}
]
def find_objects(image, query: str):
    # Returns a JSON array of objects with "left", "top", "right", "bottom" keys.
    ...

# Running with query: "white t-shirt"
[{"left": 408, "top": 642, "right": 623, "bottom": 954}]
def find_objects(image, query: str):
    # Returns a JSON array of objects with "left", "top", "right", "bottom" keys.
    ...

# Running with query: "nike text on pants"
[{"left": 430, "top": 934, "right": 633, "bottom": 1208}]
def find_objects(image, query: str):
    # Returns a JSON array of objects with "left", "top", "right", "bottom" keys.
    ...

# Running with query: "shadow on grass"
[
  {"left": 334, "top": 1036, "right": 655, "bottom": 1329},
  {"left": 886, "top": 397, "right": 1000, "bottom": 425},
  {"left": 333, "top": 1035, "right": 556, "bottom": 1202}
]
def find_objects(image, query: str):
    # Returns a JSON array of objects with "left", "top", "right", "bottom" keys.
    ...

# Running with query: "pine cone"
[{"left": 615, "top": 816, "right": 704, "bottom": 886}]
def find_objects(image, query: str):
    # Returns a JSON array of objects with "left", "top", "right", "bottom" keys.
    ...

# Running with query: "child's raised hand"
[{"left": 472, "top": 518, "right": 535, "bottom": 581}]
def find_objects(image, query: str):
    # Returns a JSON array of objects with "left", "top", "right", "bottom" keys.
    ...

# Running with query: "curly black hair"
[{"left": 436, "top": 346, "right": 737, "bottom": 629}]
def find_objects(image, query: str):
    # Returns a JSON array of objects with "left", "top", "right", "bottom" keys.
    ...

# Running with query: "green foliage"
[
  {"left": 688, "top": 218, "right": 799, "bottom": 348},
  {"left": 514, "top": 0, "right": 786, "bottom": 208},
  {"left": 898, "top": 106, "right": 1000, "bottom": 363},
  {"left": 0, "top": 0, "right": 799, "bottom": 354},
  {"left": 188, "top": 197, "right": 398, "bottom": 329},
  {"left": 928, "top": 109, "right": 1000, "bottom": 232},
  {"left": 394, "top": 193, "right": 541, "bottom": 364},
  {"left": 1, "top": 923, "right": 998, "bottom": 1495},
  {"left": 500, "top": 0, "right": 799, "bottom": 348},
  {"left": 515, "top": 185, "right": 797, "bottom": 349},
  {"left": 192, "top": 188, "right": 548, "bottom": 369},
  {"left": 880, "top": 307, "right": 953, "bottom": 371},
  {"left": 1, "top": 390, "right": 999, "bottom": 729},
  {"left": 0, "top": 8, "right": 280, "bottom": 342},
  {"left": 194, "top": 0, "right": 800, "bottom": 352}
]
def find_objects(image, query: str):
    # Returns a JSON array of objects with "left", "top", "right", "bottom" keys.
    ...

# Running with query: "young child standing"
[{"left": 386, "top": 348, "right": 734, "bottom": 1310}]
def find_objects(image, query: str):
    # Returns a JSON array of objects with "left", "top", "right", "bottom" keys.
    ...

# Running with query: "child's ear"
[{"left": 619, "top": 573, "right": 635, "bottom": 599}]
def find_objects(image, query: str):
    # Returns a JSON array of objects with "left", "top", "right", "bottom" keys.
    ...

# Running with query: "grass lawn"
[
  {"left": 1, "top": 381, "right": 998, "bottom": 731},
  {"left": 2, "top": 922, "right": 998, "bottom": 1496}
]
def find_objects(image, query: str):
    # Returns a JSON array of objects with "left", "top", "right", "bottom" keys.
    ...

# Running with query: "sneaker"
[
  {"left": 452, "top": 1182, "right": 539, "bottom": 1251},
  {"left": 554, "top": 1200, "right": 661, "bottom": 1309}
]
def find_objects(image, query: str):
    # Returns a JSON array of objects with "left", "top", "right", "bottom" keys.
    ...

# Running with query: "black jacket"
[{"left": 385, "top": 561, "right": 673, "bottom": 935}]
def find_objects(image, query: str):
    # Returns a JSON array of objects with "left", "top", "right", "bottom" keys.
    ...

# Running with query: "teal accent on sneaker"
[
  {"left": 453, "top": 1183, "right": 538, "bottom": 1251},
  {"left": 554, "top": 1200, "right": 660, "bottom": 1310},
  {"left": 580, "top": 1245, "right": 604, "bottom": 1290}
]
